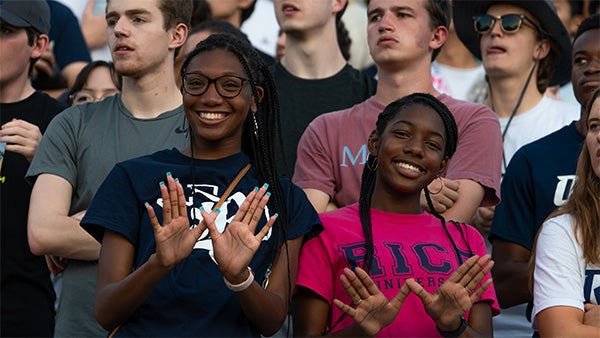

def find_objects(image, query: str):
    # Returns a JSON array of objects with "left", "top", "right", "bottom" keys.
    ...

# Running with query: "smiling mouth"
[
  {"left": 395, "top": 162, "right": 422, "bottom": 173},
  {"left": 200, "top": 112, "right": 226, "bottom": 120}
]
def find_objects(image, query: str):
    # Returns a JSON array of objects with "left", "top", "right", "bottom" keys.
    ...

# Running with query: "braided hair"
[
  {"left": 180, "top": 33, "right": 289, "bottom": 272},
  {"left": 359, "top": 93, "right": 459, "bottom": 273}
]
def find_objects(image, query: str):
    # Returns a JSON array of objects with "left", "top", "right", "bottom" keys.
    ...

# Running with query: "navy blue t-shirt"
[
  {"left": 82, "top": 149, "right": 322, "bottom": 337},
  {"left": 490, "top": 122, "right": 584, "bottom": 249}
]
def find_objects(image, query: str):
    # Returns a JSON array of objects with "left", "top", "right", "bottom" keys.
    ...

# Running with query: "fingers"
[
  {"left": 404, "top": 278, "right": 432, "bottom": 302},
  {"left": 165, "top": 173, "right": 180, "bottom": 219},
  {"left": 333, "top": 298, "right": 356, "bottom": 317},
  {"left": 389, "top": 279, "right": 411, "bottom": 310},
  {"left": 340, "top": 267, "right": 372, "bottom": 303},
  {"left": 447, "top": 254, "right": 481, "bottom": 284},
  {"left": 464, "top": 258, "right": 494, "bottom": 294},
  {"left": 146, "top": 201, "right": 162, "bottom": 234}
]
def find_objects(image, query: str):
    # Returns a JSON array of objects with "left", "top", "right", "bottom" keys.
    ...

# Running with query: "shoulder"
[
  {"left": 541, "top": 214, "right": 574, "bottom": 234},
  {"left": 438, "top": 94, "right": 498, "bottom": 122}
]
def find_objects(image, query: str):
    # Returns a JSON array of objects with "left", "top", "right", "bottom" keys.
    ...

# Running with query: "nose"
[
  {"left": 378, "top": 12, "right": 394, "bottom": 33},
  {"left": 488, "top": 18, "right": 503, "bottom": 36},
  {"left": 201, "top": 81, "right": 223, "bottom": 105},
  {"left": 112, "top": 18, "right": 129, "bottom": 37},
  {"left": 585, "top": 57, "right": 600, "bottom": 75},
  {"left": 404, "top": 137, "right": 425, "bottom": 157}
]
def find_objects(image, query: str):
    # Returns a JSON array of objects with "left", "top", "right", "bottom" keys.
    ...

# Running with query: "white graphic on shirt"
[{"left": 157, "top": 183, "right": 273, "bottom": 263}]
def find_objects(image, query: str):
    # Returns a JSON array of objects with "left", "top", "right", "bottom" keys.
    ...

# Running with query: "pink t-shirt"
[
  {"left": 297, "top": 204, "right": 500, "bottom": 337},
  {"left": 293, "top": 95, "right": 502, "bottom": 208}
]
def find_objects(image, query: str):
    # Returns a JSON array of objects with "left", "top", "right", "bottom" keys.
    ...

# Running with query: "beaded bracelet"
[{"left": 223, "top": 267, "right": 254, "bottom": 292}]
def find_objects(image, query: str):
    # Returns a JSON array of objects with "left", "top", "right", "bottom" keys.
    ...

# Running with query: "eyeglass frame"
[
  {"left": 472, "top": 14, "right": 543, "bottom": 35},
  {"left": 69, "top": 89, "right": 120, "bottom": 105},
  {"left": 182, "top": 72, "right": 250, "bottom": 98}
]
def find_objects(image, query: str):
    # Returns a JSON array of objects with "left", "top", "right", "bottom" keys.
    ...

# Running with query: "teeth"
[
  {"left": 200, "top": 112, "right": 224, "bottom": 120},
  {"left": 283, "top": 6, "right": 295, "bottom": 11},
  {"left": 396, "top": 162, "right": 420, "bottom": 173}
]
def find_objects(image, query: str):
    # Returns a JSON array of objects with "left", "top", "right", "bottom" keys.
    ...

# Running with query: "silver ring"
[
  {"left": 354, "top": 299, "right": 362, "bottom": 305},
  {"left": 465, "top": 286, "right": 471, "bottom": 293}
]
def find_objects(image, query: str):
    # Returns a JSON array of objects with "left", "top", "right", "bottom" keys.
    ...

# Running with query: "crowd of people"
[{"left": 1, "top": 0, "right": 599, "bottom": 337}]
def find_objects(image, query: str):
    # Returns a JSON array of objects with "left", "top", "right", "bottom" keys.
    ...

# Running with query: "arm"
[
  {"left": 81, "top": 0, "right": 108, "bottom": 50},
  {"left": 437, "top": 179, "right": 485, "bottom": 224},
  {"left": 491, "top": 239, "right": 531, "bottom": 308},
  {"left": 537, "top": 306, "right": 600, "bottom": 337},
  {"left": 303, "top": 188, "right": 339, "bottom": 213},
  {"left": 28, "top": 173, "right": 100, "bottom": 260}
]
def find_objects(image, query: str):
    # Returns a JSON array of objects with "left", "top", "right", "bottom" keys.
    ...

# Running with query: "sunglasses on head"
[{"left": 473, "top": 14, "right": 540, "bottom": 34}]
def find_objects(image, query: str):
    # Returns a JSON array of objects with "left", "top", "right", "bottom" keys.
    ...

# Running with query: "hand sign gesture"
[
  {"left": 146, "top": 173, "right": 206, "bottom": 270},
  {"left": 333, "top": 267, "right": 411, "bottom": 337},
  {"left": 201, "top": 184, "right": 277, "bottom": 284},
  {"left": 406, "top": 254, "right": 494, "bottom": 331}
]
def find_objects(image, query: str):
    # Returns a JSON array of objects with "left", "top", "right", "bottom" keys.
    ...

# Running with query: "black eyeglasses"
[
  {"left": 473, "top": 14, "right": 540, "bottom": 35},
  {"left": 182, "top": 73, "right": 249, "bottom": 98}
]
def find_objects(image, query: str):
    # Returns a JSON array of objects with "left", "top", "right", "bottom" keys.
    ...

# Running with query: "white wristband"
[{"left": 223, "top": 267, "right": 254, "bottom": 292}]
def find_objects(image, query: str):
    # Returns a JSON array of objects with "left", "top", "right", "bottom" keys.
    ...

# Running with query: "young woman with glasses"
[
  {"left": 79, "top": 34, "right": 322, "bottom": 337},
  {"left": 67, "top": 60, "right": 121, "bottom": 106}
]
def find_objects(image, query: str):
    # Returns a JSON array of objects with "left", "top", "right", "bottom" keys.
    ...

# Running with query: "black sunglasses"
[{"left": 473, "top": 14, "right": 540, "bottom": 34}]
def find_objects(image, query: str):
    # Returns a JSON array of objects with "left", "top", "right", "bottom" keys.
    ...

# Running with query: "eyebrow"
[
  {"left": 368, "top": 5, "right": 415, "bottom": 17},
  {"left": 393, "top": 120, "right": 446, "bottom": 140},
  {"left": 106, "top": 8, "right": 152, "bottom": 19}
]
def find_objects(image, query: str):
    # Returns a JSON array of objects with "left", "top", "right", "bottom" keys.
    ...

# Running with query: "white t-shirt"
[
  {"left": 532, "top": 213, "right": 600, "bottom": 329},
  {"left": 500, "top": 96, "right": 579, "bottom": 173},
  {"left": 431, "top": 61, "right": 486, "bottom": 103}
]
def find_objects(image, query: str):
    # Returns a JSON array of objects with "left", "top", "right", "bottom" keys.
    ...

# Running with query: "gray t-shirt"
[{"left": 26, "top": 94, "right": 188, "bottom": 337}]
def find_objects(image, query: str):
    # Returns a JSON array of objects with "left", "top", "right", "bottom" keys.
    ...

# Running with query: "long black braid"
[
  {"left": 180, "top": 34, "right": 291, "bottom": 297},
  {"left": 359, "top": 93, "right": 461, "bottom": 274}
]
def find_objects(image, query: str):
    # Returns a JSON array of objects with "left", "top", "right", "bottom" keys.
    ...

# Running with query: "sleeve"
[
  {"left": 489, "top": 148, "right": 536, "bottom": 249},
  {"left": 284, "top": 179, "right": 324, "bottom": 241},
  {"left": 532, "top": 216, "right": 585, "bottom": 326},
  {"left": 445, "top": 105, "right": 502, "bottom": 207},
  {"left": 25, "top": 106, "right": 81, "bottom": 186},
  {"left": 293, "top": 117, "right": 338, "bottom": 198},
  {"left": 296, "top": 233, "right": 335, "bottom": 304},
  {"left": 465, "top": 225, "right": 501, "bottom": 316},
  {"left": 81, "top": 164, "right": 142, "bottom": 244}
]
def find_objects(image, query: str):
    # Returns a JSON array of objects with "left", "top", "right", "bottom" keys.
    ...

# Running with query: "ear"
[
  {"left": 331, "top": 0, "right": 347, "bottom": 16},
  {"left": 168, "top": 23, "right": 188, "bottom": 50},
  {"left": 437, "top": 156, "right": 449, "bottom": 176},
  {"left": 31, "top": 34, "right": 49, "bottom": 59},
  {"left": 430, "top": 25, "right": 448, "bottom": 52},
  {"left": 251, "top": 85, "right": 265, "bottom": 113},
  {"left": 238, "top": 0, "right": 256, "bottom": 11},
  {"left": 533, "top": 39, "right": 550, "bottom": 60},
  {"left": 367, "top": 130, "right": 379, "bottom": 156}
]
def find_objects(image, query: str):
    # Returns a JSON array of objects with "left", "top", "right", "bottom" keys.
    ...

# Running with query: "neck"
[
  {"left": 280, "top": 24, "right": 347, "bottom": 79},
  {"left": 182, "top": 135, "right": 242, "bottom": 160},
  {"left": 486, "top": 75, "right": 542, "bottom": 118},
  {"left": 374, "top": 62, "right": 439, "bottom": 105},
  {"left": 435, "top": 41, "right": 479, "bottom": 69},
  {"left": 0, "top": 76, "right": 35, "bottom": 104},
  {"left": 370, "top": 182, "right": 423, "bottom": 214},
  {"left": 120, "top": 65, "right": 182, "bottom": 118}
]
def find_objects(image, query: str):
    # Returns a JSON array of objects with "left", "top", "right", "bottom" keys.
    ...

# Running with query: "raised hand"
[
  {"left": 0, "top": 118, "right": 43, "bottom": 162},
  {"left": 146, "top": 173, "right": 206, "bottom": 270},
  {"left": 333, "top": 267, "right": 411, "bottom": 337},
  {"left": 201, "top": 184, "right": 276, "bottom": 283},
  {"left": 422, "top": 177, "right": 460, "bottom": 214},
  {"left": 405, "top": 254, "right": 493, "bottom": 331}
]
